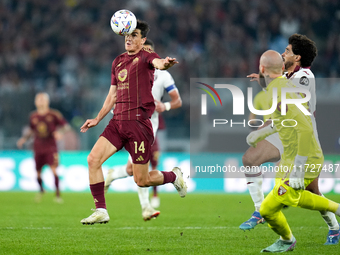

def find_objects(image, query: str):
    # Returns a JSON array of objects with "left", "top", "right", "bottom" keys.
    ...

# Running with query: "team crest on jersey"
[
  {"left": 118, "top": 69, "right": 127, "bottom": 82},
  {"left": 299, "top": 76, "right": 309, "bottom": 85},
  {"left": 278, "top": 185, "right": 287, "bottom": 196},
  {"left": 132, "top": 57, "right": 139, "bottom": 65},
  {"left": 37, "top": 122, "right": 48, "bottom": 137}
]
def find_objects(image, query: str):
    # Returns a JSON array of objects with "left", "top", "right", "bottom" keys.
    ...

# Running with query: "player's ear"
[
  {"left": 141, "top": 37, "right": 146, "bottom": 45},
  {"left": 295, "top": 55, "right": 301, "bottom": 63}
]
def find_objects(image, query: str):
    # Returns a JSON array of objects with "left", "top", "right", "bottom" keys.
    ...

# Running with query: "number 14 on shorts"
[{"left": 134, "top": 141, "right": 145, "bottom": 154}]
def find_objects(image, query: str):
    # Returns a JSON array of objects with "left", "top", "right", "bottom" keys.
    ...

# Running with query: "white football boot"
[
  {"left": 142, "top": 206, "right": 160, "bottom": 221},
  {"left": 172, "top": 167, "right": 187, "bottom": 198},
  {"left": 104, "top": 169, "right": 115, "bottom": 193},
  {"left": 81, "top": 208, "right": 110, "bottom": 225}
]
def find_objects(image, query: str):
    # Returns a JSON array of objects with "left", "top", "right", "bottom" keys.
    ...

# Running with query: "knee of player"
[{"left": 87, "top": 154, "right": 100, "bottom": 168}]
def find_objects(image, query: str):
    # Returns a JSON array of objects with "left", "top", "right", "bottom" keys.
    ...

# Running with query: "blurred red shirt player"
[
  {"left": 79, "top": 20, "right": 187, "bottom": 225},
  {"left": 17, "top": 92, "right": 70, "bottom": 203}
]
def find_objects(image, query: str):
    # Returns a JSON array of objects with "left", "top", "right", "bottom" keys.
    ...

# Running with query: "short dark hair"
[
  {"left": 136, "top": 20, "right": 150, "bottom": 38},
  {"left": 144, "top": 39, "right": 154, "bottom": 49},
  {"left": 289, "top": 34, "right": 317, "bottom": 67}
]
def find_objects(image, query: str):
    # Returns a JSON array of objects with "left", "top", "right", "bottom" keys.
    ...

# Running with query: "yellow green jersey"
[
  {"left": 253, "top": 90, "right": 272, "bottom": 122},
  {"left": 266, "top": 76, "right": 323, "bottom": 179}
]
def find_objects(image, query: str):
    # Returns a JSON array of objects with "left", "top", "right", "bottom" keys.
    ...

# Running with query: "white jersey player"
[
  {"left": 240, "top": 34, "right": 339, "bottom": 246},
  {"left": 104, "top": 39, "right": 182, "bottom": 221},
  {"left": 265, "top": 66, "right": 319, "bottom": 155}
]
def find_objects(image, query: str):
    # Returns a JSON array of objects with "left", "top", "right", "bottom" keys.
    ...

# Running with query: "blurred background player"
[
  {"left": 240, "top": 34, "right": 340, "bottom": 245},
  {"left": 17, "top": 92, "right": 70, "bottom": 203},
  {"left": 252, "top": 50, "right": 340, "bottom": 252},
  {"left": 104, "top": 39, "right": 183, "bottom": 221},
  {"left": 80, "top": 21, "right": 186, "bottom": 225}
]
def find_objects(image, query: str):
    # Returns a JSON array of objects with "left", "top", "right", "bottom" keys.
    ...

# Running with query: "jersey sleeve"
[
  {"left": 162, "top": 71, "right": 176, "bottom": 92},
  {"left": 111, "top": 59, "right": 118, "bottom": 86},
  {"left": 144, "top": 49, "right": 160, "bottom": 67}
]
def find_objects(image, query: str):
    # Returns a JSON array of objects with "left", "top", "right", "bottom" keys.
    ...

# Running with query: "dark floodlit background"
[{"left": 1, "top": 0, "right": 340, "bottom": 153}]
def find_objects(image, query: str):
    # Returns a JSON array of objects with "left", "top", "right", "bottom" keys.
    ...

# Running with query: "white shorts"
[{"left": 265, "top": 132, "right": 284, "bottom": 156}]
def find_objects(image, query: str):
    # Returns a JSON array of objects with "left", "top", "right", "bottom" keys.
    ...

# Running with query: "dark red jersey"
[
  {"left": 29, "top": 109, "right": 67, "bottom": 154},
  {"left": 111, "top": 47, "right": 160, "bottom": 120}
]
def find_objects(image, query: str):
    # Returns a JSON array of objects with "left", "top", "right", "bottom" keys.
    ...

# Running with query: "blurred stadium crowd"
[{"left": 1, "top": 0, "right": 340, "bottom": 150}]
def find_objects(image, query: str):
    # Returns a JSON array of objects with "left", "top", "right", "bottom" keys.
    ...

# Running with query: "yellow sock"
[{"left": 298, "top": 190, "right": 339, "bottom": 212}]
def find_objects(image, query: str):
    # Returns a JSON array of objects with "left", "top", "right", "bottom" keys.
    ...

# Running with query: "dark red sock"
[
  {"left": 37, "top": 177, "right": 44, "bottom": 192},
  {"left": 153, "top": 186, "right": 158, "bottom": 197},
  {"left": 54, "top": 175, "right": 60, "bottom": 197},
  {"left": 90, "top": 182, "right": 106, "bottom": 209},
  {"left": 161, "top": 171, "right": 176, "bottom": 184}
]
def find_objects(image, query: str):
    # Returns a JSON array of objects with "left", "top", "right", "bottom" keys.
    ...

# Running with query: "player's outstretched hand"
[
  {"left": 247, "top": 73, "right": 259, "bottom": 83},
  {"left": 80, "top": 119, "right": 99, "bottom": 133},
  {"left": 163, "top": 57, "right": 179, "bottom": 69}
]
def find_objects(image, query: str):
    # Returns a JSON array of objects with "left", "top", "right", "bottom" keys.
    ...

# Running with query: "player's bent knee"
[
  {"left": 87, "top": 154, "right": 101, "bottom": 169},
  {"left": 242, "top": 150, "right": 258, "bottom": 167}
]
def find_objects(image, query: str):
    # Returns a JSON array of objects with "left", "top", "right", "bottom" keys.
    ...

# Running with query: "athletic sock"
[
  {"left": 37, "top": 177, "right": 44, "bottom": 192},
  {"left": 90, "top": 182, "right": 106, "bottom": 209},
  {"left": 153, "top": 186, "right": 158, "bottom": 197},
  {"left": 54, "top": 175, "right": 60, "bottom": 197},
  {"left": 111, "top": 165, "right": 129, "bottom": 179},
  {"left": 161, "top": 171, "right": 176, "bottom": 184},
  {"left": 138, "top": 187, "right": 150, "bottom": 209},
  {"left": 245, "top": 173, "right": 264, "bottom": 211},
  {"left": 320, "top": 195, "right": 339, "bottom": 230}
]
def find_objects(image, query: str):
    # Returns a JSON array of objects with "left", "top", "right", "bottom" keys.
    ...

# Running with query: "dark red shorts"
[
  {"left": 101, "top": 119, "right": 154, "bottom": 164},
  {"left": 34, "top": 152, "right": 59, "bottom": 171},
  {"left": 150, "top": 137, "right": 160, "bottom": 169}
]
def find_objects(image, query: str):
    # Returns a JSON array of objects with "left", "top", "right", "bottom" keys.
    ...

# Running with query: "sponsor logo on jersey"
[
  {"left": 299, "top": 76, "right": 309, "bottom": 85},
  {"left": 118, "top": 69, "right": 127, "bottom": 82}
]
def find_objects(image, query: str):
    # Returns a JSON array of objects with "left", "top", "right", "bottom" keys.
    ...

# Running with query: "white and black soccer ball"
[{"left": 110, "top": 10, "right": 137, "bottom": 36}]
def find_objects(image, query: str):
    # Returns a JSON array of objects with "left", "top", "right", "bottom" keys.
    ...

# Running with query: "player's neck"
[
  {"left": 37, "top": 107, "right": 49, "bottom": 115},
  {"left": 127, "top": 46, "right": 143, "bottom": 55},
  {"left": 287, "top": 63, "right": 300, "bottom": 75}
]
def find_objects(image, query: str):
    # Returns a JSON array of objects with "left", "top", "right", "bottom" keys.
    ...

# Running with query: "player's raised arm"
[
  {"left": 80, "top": 85, "right": 117, "bottom": 133},
  {"left": 152, "top": 57, "right": 179, "bottom": 70}
]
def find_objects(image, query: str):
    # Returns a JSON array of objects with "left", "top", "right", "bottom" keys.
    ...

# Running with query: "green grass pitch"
[{"left": 1, "top": 192, "right": 340, "bottom": 254}]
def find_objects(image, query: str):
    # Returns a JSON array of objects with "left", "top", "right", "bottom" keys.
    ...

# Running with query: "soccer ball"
[{"left": 110, "top": 10, "right": 137, "bottom": 36}]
